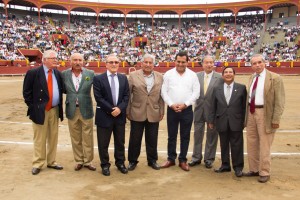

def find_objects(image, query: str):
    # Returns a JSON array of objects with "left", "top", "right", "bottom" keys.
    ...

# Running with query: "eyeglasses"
[
  {"left": 107, "top": 61, "right": 120, "bottom": 65},
  {"left": 46, "top": 57, "right": 58, "bottom": 60}
]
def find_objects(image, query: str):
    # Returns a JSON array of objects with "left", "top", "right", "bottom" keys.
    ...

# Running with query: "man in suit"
[
  {"left": 23, "top": 50, "right": 64, "bottom": 175},
  {"left": 62, "top": 53, "right": 96, "bottom": 171},
  {"left": 208, "top": 67, "right": 247, "bottom": 177},
  {"left": 244, "top": 54, "right": 285, "bottom": 183},
  {"left": 93, "top": 54, "right": 129, "bottom": 176},
  {"left": 161, "top": 51, "right": 200, "bottom": 172},
  {"left": 189, "top": 55, "right": 222, "bottom": 169},
  {"left": 126, "top": 54, "right": 164, "bottom": 171}
]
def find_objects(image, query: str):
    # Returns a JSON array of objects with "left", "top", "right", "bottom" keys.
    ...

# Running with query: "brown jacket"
[
  {"left": 126, "top": 69, "right": 164, "bottom": 122},
  {"left": 245, "top": 69, "right": 285, "bottom": 133}
]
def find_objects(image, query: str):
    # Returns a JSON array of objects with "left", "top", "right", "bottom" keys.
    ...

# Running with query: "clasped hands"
[
  {"left": 111, "top": 107, "right": 121, "bottom": 117},
  {"left": 170, "top": 104, "right": 187, "bottom": 112}
]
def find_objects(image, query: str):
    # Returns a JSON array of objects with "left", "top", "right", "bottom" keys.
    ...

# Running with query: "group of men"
[{"left": 23, "top": 50, "right": 285, "bottom": 183}]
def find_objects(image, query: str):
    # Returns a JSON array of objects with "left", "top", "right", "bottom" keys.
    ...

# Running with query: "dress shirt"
[
  {"left": 204, "top": 71, "right": 213, "bottom": 86},
  {"left": 43, "top": 66, "right": 59, "bottom": 107},
  {"left": 72, "top": 72, "right": 82, "bottom": 91},
  {"left": 249, "top": 68, "right": 266, "bottom": 105},
  {"left": 107, "top": 70, "right": 119, "bottom": 105},
  {"left": 143, "top": 71, "right": 154, "bottom": 93},
  {"left": 161, "top": 68, "right": 200, "bottom": 107},
  {"left": 224, "top": 82, "right": 234, "bottom": 103}
]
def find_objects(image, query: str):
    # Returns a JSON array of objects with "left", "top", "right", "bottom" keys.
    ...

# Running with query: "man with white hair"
[{"left": 23, "top": 50, "right": 64, "bottom": 175}]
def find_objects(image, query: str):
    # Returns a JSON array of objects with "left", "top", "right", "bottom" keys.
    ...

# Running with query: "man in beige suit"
[
  {"left": 126, "top": 54, "right": 164, "bottom": 171},
  {"left": 244, "top": 54, "right": 285, "bottom": 183}
]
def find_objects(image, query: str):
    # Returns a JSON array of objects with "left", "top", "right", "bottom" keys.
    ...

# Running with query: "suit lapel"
[
  {"left": 66, "top": 69, "right": 76, "bottom": 92},
  {"left": 264, "top": 70, "right": 272, "bottom": 96},
  {"left": 199, "top": 72, "right": 204, "bottom": 95},
  {"left": 229, "top": 83, "right": 238, "bottom": 105},
  {"left": 103, "top": 72, "right": 114, "bottom": 104},
  {"left": 78, "top": 68, "right": 87, "bottom": 91},
  {"left": 38, "top": 66, "right": 49, "bottom": 96},
  {"left": 218, "top": 84, "right": 227, "bottom": 104}
]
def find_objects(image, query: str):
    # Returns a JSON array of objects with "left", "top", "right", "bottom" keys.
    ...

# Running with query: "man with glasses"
[
  {"left": 93, "top": 54, "right": 129, "bottom": 176},
  {"left": 161, "top": 51, "right": 200, "bottom": 171},
  {"left": 62, "top": 53, "right": 96, "bottom": 172},
  {"left": 23, "top": 50, "right": 64, "bottom": 175},
  {"left": 126, "top": 54, "right": 164, "bottom": 171}
]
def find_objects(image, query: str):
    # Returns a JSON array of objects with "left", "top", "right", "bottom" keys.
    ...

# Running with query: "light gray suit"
[
  {"left": 62, "top": 68, "right": 95, "bottom": 165},
  {"left": 191, "top": 71, "right": 222, "bottom": 163}
]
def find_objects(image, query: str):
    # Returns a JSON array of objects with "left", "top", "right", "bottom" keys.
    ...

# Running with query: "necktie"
[
  {"left": 225, "top": 85, "right": 231, "bottom": 105},
  {"left": 204, "top": 75, "right": 208, "bottom": 95},
  {"left": 110, "top": 74, "right": 117, "bottom": 106},
  {"left": 250, "top": 74, "right": 259, "bottom": 114},
  {"left": 45, "top": 69, "right": 53, "bottom": 111}
]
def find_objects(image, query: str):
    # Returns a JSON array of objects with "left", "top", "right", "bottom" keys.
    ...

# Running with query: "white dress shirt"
[
  {"left": 161, "top": 68, "right": 200, "bottom": 107},
  {"left": 249, "top": 68, "right": 266, "bottom": 105},
  {"left": 107, "top": 71, "right": 119, "bottom": 104}
]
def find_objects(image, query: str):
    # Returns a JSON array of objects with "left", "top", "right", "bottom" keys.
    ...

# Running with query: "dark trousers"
[
  {"left": 167, "top": 106, "right": 193, "bottom": 163},
  {"left": 219, "top": 125, "right": 244, "bottom": 172},
  {"left": 97, "top": 123, "right": 125, "bottom": 168},
  {"left": 128, "top": 120, "right": 159, "bottom": 164}
]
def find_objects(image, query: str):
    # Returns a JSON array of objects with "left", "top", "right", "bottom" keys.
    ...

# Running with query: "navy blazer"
[
  {"left": 209, "top": 82, "right": 247, "bottom": 132},
  {"left": 23, "top": 66, "right": 64, "bottom": 125},
  {"left": 93, "top": 72, "right": 129, "bottom": 128}
]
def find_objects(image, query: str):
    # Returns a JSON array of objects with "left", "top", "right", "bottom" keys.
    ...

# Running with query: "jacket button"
[
  {"left": 41, "top": 89, "right": 43, "bottom": 92},
  {"left": 40, "top": 99, "right": 42, "bottom": 101}
]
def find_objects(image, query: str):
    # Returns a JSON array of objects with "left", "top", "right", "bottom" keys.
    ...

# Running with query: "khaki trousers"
[
  {"left": 32, "top": 107, "right": 59, "bottom": 168},
  {"left": 246, "top": 108, "right": 275, "bottom": 176},
  {"left": 68, "top": 108, "right": 94, "bottom": 165}
]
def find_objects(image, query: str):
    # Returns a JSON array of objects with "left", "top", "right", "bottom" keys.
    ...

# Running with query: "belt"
[
  {"left": 248, "top": 104, "right": 264, "bottom": 108},
  {"left": 76, "top": 105, "right": 79, "bottom": 107}
]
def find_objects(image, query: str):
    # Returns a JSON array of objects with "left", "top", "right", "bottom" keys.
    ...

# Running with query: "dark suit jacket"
[
  {"left": 209, "top": 82, "right": 247, "bottom": 132},
  {"left": 23, "top": 66, "right": 64, "bottom": 125},
  {"left": 93, "top": 72, "right": 129, "bottom": 128}
]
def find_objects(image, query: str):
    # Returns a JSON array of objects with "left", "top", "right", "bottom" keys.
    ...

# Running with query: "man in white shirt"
[{"left": 161, "top": 51, "right": 200, "bottom": 171}]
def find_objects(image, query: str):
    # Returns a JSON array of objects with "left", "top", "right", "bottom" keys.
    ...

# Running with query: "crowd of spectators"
[{"left": 0, "top": 11, "right": 300, "bottom": 64}]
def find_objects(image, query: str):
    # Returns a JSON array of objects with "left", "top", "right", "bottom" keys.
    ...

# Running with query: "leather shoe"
[
  {"left": 258, "top": 176, "right": 270, "bottom": 183},
  {"left": 74, "top": 164, "right": 83, "bottom": 171},
  {"left": 84, "top": 164, "right": 96, "bottom": 171},
  {"left": 32, "top": 168, "right": 40, "bottom": 175},
  {"left": 214, "top": 166, "right": 231, "bottom": 173},
  {"left": 128, "top": 162, "right": 137, "bottom": 171},
  {"left": 102, "top": 166, "right": 110, "bottom": 176},
  {"left": 243, "top": 171, "right": 259, "bottom": 177},
  {"left": 188, "top": 160, "right": 201, "bottom": 167},
  {"left": 47, "top": 165, "right": 63, "bottom": 170},
  {"left": 117, "top": 164, "right": 128, "bottom": 174},
  {"left": 205, "top": 161, "right": 213, "bottom": 169},
  {"left": 235, "top": 170, "right": 243, "bottom": 177},
  {"left": 161, "top": 160, "right": 175, "bottom": 168},
  {"left": 148, "top": 162, "right": 160, "bottom": 170},
  {"left": 179, "top": 162, "right": 190, "bottom": 171}
]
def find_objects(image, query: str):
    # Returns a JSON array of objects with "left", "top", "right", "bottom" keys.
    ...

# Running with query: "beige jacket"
[
  {"left": 246, "top": 69, "right": 285, "bottom": 133},
  {"left": 126, "top": 69, "right": 165, "bottom": 122}
]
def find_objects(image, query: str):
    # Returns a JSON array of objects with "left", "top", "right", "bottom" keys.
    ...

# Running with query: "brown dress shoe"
[
  {"left": 243, "top": 171, "right": 259, "bottom": 177},
  {"left": 258, "top": 176, "right": 270, "bottom": 183},
  {"left": 161, "top": 160, "right": 175, "bottom": 168},
  {"left": 84, "top": 164, "right": 96, "bottom": 171},
  {"left": 179, "top": 162, "right": 190, "bottom": 171},
  {"left": 74, "top": 164, "right": 83, "bottom": 171}
]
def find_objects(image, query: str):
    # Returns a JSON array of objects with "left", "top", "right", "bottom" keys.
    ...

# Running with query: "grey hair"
[
  {"left": 106, "top": 54, "right": 119, "bottom": 62},
  {"left": 201, "top": 55, "right": 215, "bottom": 63},
  {"left": 42, "top": 50, "right": 57, "bottom": 60},
  {"left": 142, "top": 54, "right": 155, "bottom": 64},
  {"left": 250, "top": 54, "right": 266, "bottom": 64},
  {"left": 70, "top": 53, "right": 84, "bottom": 61}
]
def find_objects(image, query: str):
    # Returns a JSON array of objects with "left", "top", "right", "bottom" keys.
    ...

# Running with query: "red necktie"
[
  {"left": 45, "top": 69, "right": 53, "bottom": 111},
  {"left": 250, "top": 74, "right": 259, "bottom": 114}
]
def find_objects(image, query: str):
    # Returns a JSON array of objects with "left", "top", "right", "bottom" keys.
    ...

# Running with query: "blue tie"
[{"left": 110, "top": 74, "right": 117, "bottom": 106}]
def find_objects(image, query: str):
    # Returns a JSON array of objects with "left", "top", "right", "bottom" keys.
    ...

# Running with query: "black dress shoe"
[
  {"left": 32, "top": 168, "right": 41, "bottom": 175},
  {"left": 117, "top": 164, "right": 128, "bottom": 174},
  {"left": 102, "top": 167, "right": 110, "bottom": 176},
  {"left": 214, "top": 167, "right": 231, "bottom": 173},
  {"left": 128, "top": 162, "right": 137, "bottom": 171},
  {"left": 148, "top": 162, "right": 160, "bottom": 170},
  {"left": 188, "top": 160, "right": 201, "bottom": 167},
  {"left": 205, "top": 161, "right": 213, "bottom": 169},
  {"left": 47, "top": 165, "right": 63, "bottom": 170},
  {"left": 235, "top": 170, "right": 243, "bottom": 177},
  {"left": 243, "top": 171, "right": 259, "bottom": 177}
]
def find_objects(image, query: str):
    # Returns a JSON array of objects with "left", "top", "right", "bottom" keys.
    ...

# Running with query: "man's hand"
[
  {"left": 208, "top": 123, "right": 214, "bottom": 129},
  {"left": 111, "top": 107, "right": 121, "bottom": 117},
  {"left": 272, "top": 123, "right": 279, "bottom": 129},
  {"left": 170, "top": 104, "right": 187, "bottom": 112},
  {"left": 160, "top": 114, "right": 164, "bottom": 121}
]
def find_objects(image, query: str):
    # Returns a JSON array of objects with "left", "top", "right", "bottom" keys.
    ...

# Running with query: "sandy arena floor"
[{"left": 0, "top": 75, "right": 299, "bottom": 200}]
